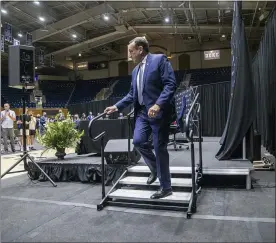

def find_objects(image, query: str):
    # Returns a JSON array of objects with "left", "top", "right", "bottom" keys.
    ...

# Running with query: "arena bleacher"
[{"left": 1, "top": 67, "right": 232, "bottom": 108}]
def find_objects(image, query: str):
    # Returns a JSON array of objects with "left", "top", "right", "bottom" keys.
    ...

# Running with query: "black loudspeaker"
[
  {"left": 104, "top": 139, "right": 141, "bottom": 165},
  {"left": 8, "top": 45, "right": 35, "bottom": 89}
]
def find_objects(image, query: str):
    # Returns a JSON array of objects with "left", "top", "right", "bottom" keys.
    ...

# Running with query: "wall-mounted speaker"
[{"left": 8, "top": 45, "right": 35, "bottom": 89}]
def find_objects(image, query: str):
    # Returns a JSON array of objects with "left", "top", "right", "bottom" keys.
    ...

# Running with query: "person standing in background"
[
  {"left": 87, "top": 112, "right": 94, "bottom": 121},
  {"left": 40, "top": 112, "right": 47, "bottom": 135},
  {"left": 0, "top": 103, "right": 16, "bottom": 152},
  {"left": 28, "top": 110, "right": 36, "bottom": 150}
]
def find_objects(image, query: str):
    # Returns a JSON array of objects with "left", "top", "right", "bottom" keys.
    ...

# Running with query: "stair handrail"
[
  {"left": 88, "top": 112, "right": 107, "bottom": 141},
  {"left": 127, "top": 109, "right": 134, "bottom": 166},
  {"left": 88, "top": 112, "right": 107, "bottom": 199},
  {"left": 185, "top": 92, "right": 199, "bottom": 140},
  {"left": 184, "top": 92, "right": 203, "bottom": 217}
]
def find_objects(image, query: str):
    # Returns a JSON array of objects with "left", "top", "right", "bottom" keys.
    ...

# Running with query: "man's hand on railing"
[{"left": 104, "top": 105, "right": 118, "bottom": 115}]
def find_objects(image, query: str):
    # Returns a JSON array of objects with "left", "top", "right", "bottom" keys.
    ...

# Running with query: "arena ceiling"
[{"left": 1, "top": 1, "right": 275, "bottom": 64}]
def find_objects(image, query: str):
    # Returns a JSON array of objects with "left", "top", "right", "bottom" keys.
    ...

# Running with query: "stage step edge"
[{"left": 109, "top": 189, "right": 191, "bottom": 203}]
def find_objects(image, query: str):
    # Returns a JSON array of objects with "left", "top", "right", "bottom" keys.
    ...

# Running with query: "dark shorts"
[{"left": 29, "top": 130, "right": 36, "bottom": 136}]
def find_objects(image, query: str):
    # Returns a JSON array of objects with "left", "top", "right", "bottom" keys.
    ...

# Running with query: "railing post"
[
  {"left": 198, "top": 104, "right": 203, "bottom": 173},
  {"left": 101, "top": 136, "right": 105, "bottom": 199}
]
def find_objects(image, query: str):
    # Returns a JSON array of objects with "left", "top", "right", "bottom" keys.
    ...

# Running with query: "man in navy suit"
[{"left": 105, "top": 37, "right": 176, "bottom": 199}]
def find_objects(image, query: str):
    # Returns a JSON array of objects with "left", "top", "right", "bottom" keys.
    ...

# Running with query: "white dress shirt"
[
  {"left": 136, "top": 55, "right": 148, "bottom": 105},
  {"left": 1, "top": 110, "right": 16, "bottom": 128}
]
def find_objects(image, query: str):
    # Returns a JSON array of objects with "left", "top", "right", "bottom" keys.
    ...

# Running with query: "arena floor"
[{"left": 1, "top": 140, "right": 275, "bottom": 242}]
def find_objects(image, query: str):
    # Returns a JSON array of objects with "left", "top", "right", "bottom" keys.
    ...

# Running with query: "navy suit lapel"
[
  {"left": 143, "top": 53, "right": 152, "bottom": 89},
  {"left": 132, "top": 66, "right": 139, "bottom": 99}
]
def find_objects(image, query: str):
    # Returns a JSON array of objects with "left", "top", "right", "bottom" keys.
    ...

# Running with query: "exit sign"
[{"left": 204, "top": 50, "right": 220, "bottom": 60}]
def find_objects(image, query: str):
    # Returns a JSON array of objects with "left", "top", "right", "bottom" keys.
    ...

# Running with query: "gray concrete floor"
[
  {"left": 1, "top": 137, "right": 275, "bottom": 242},
  {"left": 1, "top": 170, "right": 275, "bottom": 242}
]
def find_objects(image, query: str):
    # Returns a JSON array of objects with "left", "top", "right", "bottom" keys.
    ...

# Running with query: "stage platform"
[{"left": 34, "top": 137, "right": 254, "bottom": 189}]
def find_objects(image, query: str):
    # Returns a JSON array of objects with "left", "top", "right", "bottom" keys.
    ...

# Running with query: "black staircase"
[{"left": 88, "top": 94, "right": 203, "bottom": 218}]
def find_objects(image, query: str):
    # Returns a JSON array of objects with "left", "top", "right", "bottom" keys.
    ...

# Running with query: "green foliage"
[{"left": 37, "top": 114, "right": 83, "bottom": 152}]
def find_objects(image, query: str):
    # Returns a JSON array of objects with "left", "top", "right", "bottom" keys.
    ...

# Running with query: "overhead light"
[
  {"left": 35, "top": 67, "right": 38, "bottom": 69},
  {"left": 221, "top": 34, "right": 226, "bottom": 38},
  {"left": 78, "top": 53, "right": 82, "bottom": 57},
  {"left": 103, "top": 15, "right": 109, "bottom": 21},
  {"left": 258, "top": 8, "right": 262, "bottom": 11},
  {"left": 165, "top": 17, "right": 170, "bottom": 23},
  {"left": 72, "top": 34, "right": 77, "bottom": 38},
  {"left": 18, "top": 33, "right": 23, "bottom": 38},
  {"left": 1, "top": 9, "right": 7, "bottom": 14},
  {"left": 34, "top": 1, "right": 40, "bottom": 5},
  {"left": 39, "top": 16, "right": 45, "bottom": 22},
  {"left": 188, "top": 36, "right": 192, "bottom": 39}
]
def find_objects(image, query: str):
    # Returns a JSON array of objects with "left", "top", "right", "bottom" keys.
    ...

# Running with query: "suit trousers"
[{"left": 133, "top": 107, "right": 171, "bottom": 190}]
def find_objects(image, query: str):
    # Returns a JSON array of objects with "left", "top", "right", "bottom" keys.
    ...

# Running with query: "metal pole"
[
  {"left": 243, "top": 137, "right": 246, "bottom": 160},
  {"left": 22, "top": 88, "right": 28, "bottom": 170},
  {"left": 101, "top": 137, "right": 105, "bottom": 199}
]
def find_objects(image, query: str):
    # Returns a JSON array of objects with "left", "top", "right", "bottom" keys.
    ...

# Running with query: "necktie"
[{"left": 137, "top": 63, "right": 144, "bottom": 105}]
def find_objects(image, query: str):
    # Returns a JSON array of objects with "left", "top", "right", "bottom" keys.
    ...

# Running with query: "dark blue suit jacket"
[{"left": 115, "top": 53, "right": 176, "bottom": 119}]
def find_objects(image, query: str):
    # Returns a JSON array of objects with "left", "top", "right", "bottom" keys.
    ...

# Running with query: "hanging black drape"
[
  {"left": 216, "top": 1, "right": 256, "bottom": 160},
  {"left": 252, "top": 8, "right": 276, "bottom": 157},
  {"left": 198, "top": 82, "right": 231, "bottom": 137}
]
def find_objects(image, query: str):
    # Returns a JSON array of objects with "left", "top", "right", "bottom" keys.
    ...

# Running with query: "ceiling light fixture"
[
  {"left": 165, "top": 17, "right": 170, "bottom": 23},
  {"left": 34, "top": 1, "right": 40, "bottom": 5},
  {"left": 103, "top": 15, "right": 109, "bottom": 21},
  {"left": 1, "top": 9, "right": 7, "bottom": 14},
  {"left": 72, "top": 34, "right": 77, "bottom": 38},
  {"left": 222, "top": 34, "right": 226, "bottom": 38},
  {"left": 39, "top": 16, "right": 45, "bottom": 22},
  {"left": 18, "top": 33, "right": 23, "bottom": 37},
  {"left": 78, "top": 53, "right": 82, "bottom": 57}
]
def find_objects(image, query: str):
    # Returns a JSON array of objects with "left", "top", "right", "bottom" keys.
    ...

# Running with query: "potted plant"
[{"left": 37, "top": 114, "right": 83, "bottom": 159}]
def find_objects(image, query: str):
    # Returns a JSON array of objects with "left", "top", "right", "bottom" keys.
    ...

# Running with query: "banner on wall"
[
  {"left": 1, "top": 35, "right": 4, "bottom": 52},
  {"left": 204, "top": 50, "right": 220, "bottom": 60},
  {"left": 13, "top": 38, "right": 20, "bottom": 46},
  {"left": 39, "top": 48, "right": 44, "bottom": 65},
  {"left": 50, "top": 54, "right": 55, "bottom": 67},
  {"left": 4, "top": 23, "right": 13, "bottom": 43},
  {"left": 26, "top": 33, "right": 32, "bottom": 46}
]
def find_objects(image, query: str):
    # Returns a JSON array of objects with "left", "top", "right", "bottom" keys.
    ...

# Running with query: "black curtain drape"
[
  {"left": 216, "top": 1, "right": 256, "bottom": 160},
  {"left": 252, "top": 8, "right": 276, "bottom": 157},
  {"left": 198, "top": 82, "right": 231, "bottom": 137},
  {"left": 67, "top": 97, "right": 133, "bottom": 119}
]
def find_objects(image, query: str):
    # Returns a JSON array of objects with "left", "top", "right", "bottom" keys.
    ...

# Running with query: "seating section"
[
  {"left": 1, "top": 67, "right": 231, "bottom": 108},
  {"left": 1, "top": 77, "right": 34, "bottom": 108},
  {"left": 70, "top": 78, "right": 112, "bottom": 105},
  {"left": 189, "top": 67, "right": 231, "bottom": 86},
  {"left": 39, "top": 80, "right": 75, "bottom": 108}
]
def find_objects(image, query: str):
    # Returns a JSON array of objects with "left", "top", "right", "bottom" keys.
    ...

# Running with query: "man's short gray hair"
[{"left": 129, "top": 36, "right": 149, "bottom": 53}]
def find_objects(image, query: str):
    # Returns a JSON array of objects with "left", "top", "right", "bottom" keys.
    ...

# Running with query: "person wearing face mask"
[
  {"left": 1, "top": 103, "right": 16, "bottom": 152},
  {"left": 87, "top": 112, "right": 94, "bottom": 121},
  {"left": 118, "top": 113, "right": 124, "bottom": 119},
  {"left": 57, "top": 109, "right": 65, "bottom": 121}
]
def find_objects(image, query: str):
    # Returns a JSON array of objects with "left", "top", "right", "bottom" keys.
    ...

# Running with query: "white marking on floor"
[{"left": 2, "top": 195, "right": 275, "bottom": 223}]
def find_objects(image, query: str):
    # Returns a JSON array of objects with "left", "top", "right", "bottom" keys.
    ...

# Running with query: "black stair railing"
[
  {"left": 127, "top": 109, "right": 134, "bottom": 166},
  {"left": 88, "top": 112, "right": 107, "bottom": 199},
  {"left": 88, "top": 109, "right": 134, "bottom": 201},
  {"left": 185, "top": 92, "right": 203, "bottom": 217}
]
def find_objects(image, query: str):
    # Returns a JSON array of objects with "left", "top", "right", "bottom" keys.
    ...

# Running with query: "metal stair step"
[
  {"left": 128, "top": 166, "right": 250, "bottom": 175},
  {"left": 128, "top": 166, "right": 192, "bottom": 174},
  {"left": 109, "top": 189, "right": 191, "bottom": 203},
  {"left": 119, "top": 176, "right": 192, "bottom": 187}
]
